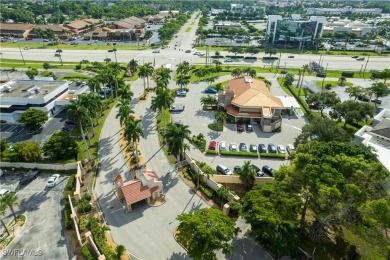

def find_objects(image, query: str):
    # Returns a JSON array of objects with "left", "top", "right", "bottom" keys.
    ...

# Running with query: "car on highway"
[
  {"left": 258, "top": 144, "right": 267, "bottom": 153},
  {"left": 224, "top": 58, "right": 233, "bottom": 62},
  {"left": 208, "top": 140, "right": 217, "bottom": 150},
  {"left": 169, "top": 104, "right": 185, "bottom": 112},
  {"left": 288, "top": 55, "right": 295, "bottom": 58},
  {"left": 249, "top": 144, "right": 257, "bottom": 153},
  {"left": 268, "top": 143, "right": 277, "bottom": 153},
  {"left": 152, "top": 49, "right": 160, "bottom": 53},
  {"left": 286, "top": 144, "right": 295, "bottom": 154},
  {"left": 237, "top": 124, "right": 245, "bottom": 132},
  {"left": 251, "top": 165, "right": 265, "bottom": 177},
  {"left": 193, "top": 51, "right": 201, "bottom": 55},
  {"left": 176, "top": 90, "right": 187, "bottom": 97},
  {"left": 356, "top": 57, "right": 365, "bottom": 61},
  {"left": 216, "top": 164, "right": 232, "bottom": 175},
  {"left": 23, "top": 47, "right": 29, "bottom": 50},
  {"left": 54, "top": 53, "right": 61, "bottom": 57},
  {"left": 19, "top": 168, "right": 40, "bottom": 186},
  {"left": 351, "top": 55, "right": 359, "bottom": 58},
  {"left": 239, "top": 143, "right": 247, "bottom": 152},
  {"left": 229, "top": 143, "right": 237, "bottom": 151},
  {"left": 185, "top": 50, "right": 191, "bottom": 53},
  {"left": 262, "top": 165, "right": 274, "bottom": 177},
  {"left": 277, "top": 145, "right": 286, "bottom": 154},
  {"left": 219, "top": 141, "right": 227, "bottom": 151},
  {"left": 46, "top": 174, "right": 60, "bottom": 188},
  {"left": 204, "top": 87, "right": 217, "bottom": 94}
]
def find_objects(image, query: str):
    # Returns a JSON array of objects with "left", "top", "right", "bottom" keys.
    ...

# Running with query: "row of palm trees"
[{"left": 0, "top": 192, "right": 19, "bottom": 236}]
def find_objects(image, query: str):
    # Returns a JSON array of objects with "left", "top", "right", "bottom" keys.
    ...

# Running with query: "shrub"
[
  {"left": 63, "top": 190, "right": 72, "bottom": 200},
  {"left": 243, "top": 56, "right": 257, "bottom": 60},
  {"left": 208, "top": 123, "right": 223, "bottom": 131},
  {"left": 66, "top": 174, "right": 76, "bottom": 190},
  {"left": 199, "top": 184, "right": 214, "bottom": 198},
  {"left": 201, "top": 164, "right": 217, "bottom": 176},
  {"left": 77, "top": 197, "right": 92, "bottom": 213},
  {"left": 83, "top": 193, "right": 92, "bottom": 201},
  {"left": 205, "top": 149, "right": 217, "bottom": 155},
  {"left": 220, "top": 151, "right": 258, "bottom": 157},
  {"left": 260, "top": 153, "right": 286, "bottom": 159},
  {"left": 280, "top": 70, "right": 287, "bottom": 74},
  {"left": 317, "top": 73, "right": 326, "bottom": 78},
  {"left": 226, "top": 55, "right": 244, "bottom": 59},
  {"left": 262, "top": 57, "right": 279, "bottom": 60},
  {"left": 75, "top": 64, "right": 82, "bottom": 70},
  {"left": 80, "top": 246, "right": 94, "bottom": 260},
  {"left": 228, "top": 200, "right": 242, "bottom": 214},
  {"left": 90, "top": 218, "right": 116, "bottom": 259},
  {"left": 210, "top": 55, "right": 224, "bottom": 59},
  {"left": 341, "top": 71, "right": 354, "bottom": 77},
  {"left": 64, "top": 204, "right": 73, "bottom": 230},
  {"left": 79, "top": 215, "right": 89, "bottom": 232}
]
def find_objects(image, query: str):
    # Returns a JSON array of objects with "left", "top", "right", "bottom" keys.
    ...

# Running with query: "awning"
[{"left": 276, "top": 96, "right": 301, "bottom": 109}]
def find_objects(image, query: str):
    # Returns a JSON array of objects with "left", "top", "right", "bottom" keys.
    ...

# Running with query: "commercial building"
[
  {"left": 30, "top": 24, "right": 69, "bottom": 39},
  {"left": 306, "top": 8, "right": 382, "bottom": 16},
  {"left": 214, "top": 21, "right": 241, "bottom": 31},
  {"left": 64, "top": 19, "right": 103, "bottom": 35},
  {"left": 0, "top": 79, "right": 69, "bottom": 123},
  {"left": 266, "top": 15, "right": 326, "bottom": 44},
  {"left": 109, "top": 16, "right": 146, "bottom": 41},
  {"left": 323, "top": 20, "right": 376, "bottom": 37},
  {"left": 0, "top": 23, "right": 33, "bottom": 38}
]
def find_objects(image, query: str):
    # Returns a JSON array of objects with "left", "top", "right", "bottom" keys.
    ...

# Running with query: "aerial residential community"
[{"left": 0, "top": 0, "right": 389, "bottom": 259}]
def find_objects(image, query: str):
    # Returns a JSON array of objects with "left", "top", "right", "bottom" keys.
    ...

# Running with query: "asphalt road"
[{"left": 0, "top": 172, "right": 71, "bottom": 259}]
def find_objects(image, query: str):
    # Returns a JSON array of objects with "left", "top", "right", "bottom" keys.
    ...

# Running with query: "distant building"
[
  {"left": 231, "top": 4, "right": 244, "bottom": 13},
  {"left": 306, "top": 7, "right": 382, "bottom": 15},
  {"left": 214, "top": 21, "right": 241, "bottom": 31},
  {"left": 210, "top": 9, "right": 224, "bottom": 16},
  {"left": 64, "top": 19, "right": 103, "bottom": 35},
  {"left": 109, "top": 16, "right": 146, "bottom": 41},
  {"left": 323, "top": 20, "right": 376, "bottom": 37},
  {"left": 30, "top": 24, "right": 69, "bottom": 39},
  {"left": 159, "top": 10, "right": 180, "bottom": 18},
  {"left": 0, "top": 23, "right": 33, "bottom": 38},
  {"left": 266, "top": 15, "right": 326, "bottom": 44}
]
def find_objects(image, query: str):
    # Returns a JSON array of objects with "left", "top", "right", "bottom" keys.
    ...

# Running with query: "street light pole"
[{"left": 18, "top": 46, "right": 25, "bottom": 64}]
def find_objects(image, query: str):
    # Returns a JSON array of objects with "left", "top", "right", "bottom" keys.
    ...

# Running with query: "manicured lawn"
[
  {"left": 316, "top": 80, "right": 353, "bottom": 88},
  {"left": 185, "top": 26, "right": 192, "bottom": 32},
  {"left": 208, "top": 123, "right": 223, "bottom": 132},
  {"left": 0, "top": 42, "right": 151, "bottom": 50},
  {"left": 1, "top": 58, "right": 78, "bottom": 69}
]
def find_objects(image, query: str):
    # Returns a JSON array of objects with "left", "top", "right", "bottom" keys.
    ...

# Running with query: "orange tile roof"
[
  {"left": 121, "top": 180, "right": 151, "bottom": 205},
  {"left": 66, "top": 20, "right": 89, "bottom": 29},
  {"left": 226, "top": 105, "right": 262, "bottom": 118},
  {"left": 227, "top": 77, "right": 283, "bottom": 108},
  {"left": 0, "top": 23, "right": 32, "bottom": 31}
]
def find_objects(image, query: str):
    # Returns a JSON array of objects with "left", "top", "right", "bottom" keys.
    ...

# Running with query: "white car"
[
  {"left": 286, "top": 144, "right": 295, "bottom": 154},
  {"left": 152, "top": 49, "right": 160, "bottom": 53},
  {"left": 229, "top": 143, "right": 237, "bottom": 151},
  {"left": 219, "top": 141, "right": 227, "bottom": 151},
  {"left": 46, "top": 174, "right": 60, "bottom": 187},
  {"left": 23, "top": 47, "right": 29, "bottom": 50},
  {"left": 277, "top": 145, "right": 286, "bottom": 154}
]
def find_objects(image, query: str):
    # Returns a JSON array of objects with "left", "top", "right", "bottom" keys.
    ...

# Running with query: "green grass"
[
  {"left": 316, "top": 80, "right": 353, "bottom": 88},
  {"left": 75, "top": 99, "right": 117, "bottom": 161},
  {"left": 0, "top": 42, "right": 151, "bottom": 50},
  {"left": 57, "top": 73, "right": 90, "bottom": 80},
  {"left": 190, "top": 21, "right": 195, "bottom": 26},
  {"left": 1, "top": 58, "right": 78, "bottom": 69},
  {"left": 185, "top": 27, "right": 192, "bottom": 32},
  {"left": 156, "top": 108, "right": 176, "bottom": 165},
  {"left": 208, "top": 123, "right": 223, "bottom": 132},
  {"left": 16, "top": 214, "right": 26, "bottom": 223}
]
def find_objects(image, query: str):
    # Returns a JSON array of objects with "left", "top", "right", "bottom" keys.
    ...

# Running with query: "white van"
[{"left": 216, "top": 164, "right": 232, "bottom": 175}]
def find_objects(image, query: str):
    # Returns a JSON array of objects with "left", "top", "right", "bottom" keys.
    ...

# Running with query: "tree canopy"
[
  {"left": 43, "top": 130, "right": 78, "bottom": 160},
  {"left": 18, "top": 109, "right": 48, "bottom": 131}
]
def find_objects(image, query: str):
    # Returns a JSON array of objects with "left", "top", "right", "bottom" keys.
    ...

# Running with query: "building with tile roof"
[
  {"left": 30, "top": 24, "right": 70, "bottom": 39},
  {"left": 0, "top": 23, "right": 33, "bottom": 38},
  {"left": 114, "top": 169, "right": 162, "bottom": 212},
  {"left": 109, "top": 16, "right": 146, "bottom": 41},
  {"left": 218, "top": 76, "right": 284, "bottom": 132}
]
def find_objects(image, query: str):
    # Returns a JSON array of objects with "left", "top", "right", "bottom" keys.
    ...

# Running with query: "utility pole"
[
  {"left": 18, "top": 46, "right": 25, "bottom": 64},
  {"left": 363, "top": 56, "right": 370, "bottom": 78},
  {"left": 321, "top": 63, "right": 329, "bottom": 93},
  {"left": 296, "top": 69, "right": 302, "bottom": 87}
]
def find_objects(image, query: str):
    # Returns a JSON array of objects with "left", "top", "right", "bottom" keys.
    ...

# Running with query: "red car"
[
  {"left": 208, "top": 140, "right": 217, "bottom": 150},
  {"left": 237, "top": 124, "right": 244, "bottom": 132}
]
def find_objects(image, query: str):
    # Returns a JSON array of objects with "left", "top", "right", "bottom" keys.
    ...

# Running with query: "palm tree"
[
  {"left": 108, "top": 62, "right": 122, "bottom": 97},
  {"left": 127, "top": 59, "right": 138, "bottom": 76},
  {"left": 176, "top": 61, "right": 191, "bottom": 76},
  {"left": 298, "top": 64, "right": 308, "bottom": 96},
  {"left": 339, "top": 76, "right": 347, "bottom": 86},
  {"left": 176, "top": 76, "right": 190, "bottom": 90},
  {"left": 200, "top": 95, "right": 217, "bottom": 108},
  {"left": 66, "top": 100, "right": 91, "bottom": 159},
  {"left": 0, "top": 201, "right": 10, "bottom": 236},
  {"left": 123, "top": 118, "right": 144, "bottom": 166},
  {"left": 231, "top": 68, "right": 242, "bottom": 78},
  {"left": 216, "top": 186, "right": 230, "bottom": 208},
  {"left": 214, "top": 111, "right": 227, "bottom": 127},
  {"left": 78, "top": 95, "right": 96, "bottom": 135},
  {"left": 1, "top": 192, "right": 19, "bottom": 222},
  {"left": 151, "top": 88, "right": 174, "bottom": 137},
  {"left": 88, "top": 76, "right": 102, "bottom": 94},
  {"left": 238, "top": 160, "right": 256, "bottom": 189},
  {"left": 104, "top": 58, "right": 111, "bottom": 65},
  {"left": 116, "top": 99, "right": 134, "bottom": 126},
  {"left": 116, "top": 245, "right": 126, "bottom": 259},
  {"left": 138, "top": 63, "right": 154, "bottom": 92},
  {"left": 155, "top": 67, "right": 171, "bottom": 89},
  {"left": 118, "top": 84, "right": 134, "bottom": 100},
  {"left": 164, "top": 123, "right": 191, "bottom": 160}
]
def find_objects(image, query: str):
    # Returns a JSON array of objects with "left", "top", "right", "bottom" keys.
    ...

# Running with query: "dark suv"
[
  {"left": 268, "top": 143, "right": 277, "bottom": 153},
  {"left": 262, "top": 165, "right": 274, "bottom": 177},
  {"left": 251, "top": 164, "right": 265, "bottom": 177}
]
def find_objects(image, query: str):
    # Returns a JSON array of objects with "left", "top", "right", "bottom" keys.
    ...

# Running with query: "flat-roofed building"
[
  {"left": 214, "top": 21, "right": 241, "bottom": 31},
  {"left": 0, "top": 79, "right": 72, "bottom": 122},
  {"left": 306, "top": 7, "right": 382, "bottom": 15},
  {"left": 0, "top": 23, "right": 33, "bottom": 38}
]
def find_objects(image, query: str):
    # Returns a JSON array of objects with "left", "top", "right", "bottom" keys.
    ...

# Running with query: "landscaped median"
[
  {"left": 260, "top": 153, "right": 287, "bottom": 159},
  {"left": 220, "top": 150, "right": 259, "bottom": 157}
]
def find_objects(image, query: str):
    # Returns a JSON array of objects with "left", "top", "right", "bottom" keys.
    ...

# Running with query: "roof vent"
[
  {"left": 22, "top": 85, "right": 37, "bottom": 92},
  {"left": 244, "top": 76, "right": 253, "bottom": 83}
]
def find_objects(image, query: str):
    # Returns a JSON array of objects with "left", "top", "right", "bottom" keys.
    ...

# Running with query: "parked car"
[
  {"left": 268, "top": 143, "right": 277, "bottom": 153},
  {"left": 204, "top": 87, "right": 217, "bottom": 94},
  {"left": 286, "top": 144, "right": 295, "bottom": 154},
  {"left": 152, "top": 49, "right": 160, "bottom": 53},
  {"left": 229, "top": 143, "right": 237, "bottom": 151},
  {"left": 19, "top": 168, "right": 40, "bottom": 186},
  {"left": 46, "top": 174, "right": 60, "bottom": 187},
  {"left": 185, "top": 50, "right": 191, "bottom": 53},
  {"left": 216, "top": 164, "right": 232, "bottom": 175},
  {"left": 209, "top": 140, "right": 217, "bottom": 150},
  {"left": 246, "top": 124, "right": 253, "bottom": 132},
  {"left": 224, "top": 58, "right": 233, "bottom": 62},
  {"left": 176, "top": 90, "right": 187, "bottom": 97},
  {"left": 219, "top": 141, "right": 227, "bottom": 151},
  {"left": 249, "top": 144, "right": 257, "bottom": 153},
  {"left": 233, "top": 165, "right": 241, "bottom": 173},
  {"left": 0, "top": 189, "right": 17, "bottom": 197},
  {"left": 169, "top": 104, "right": 185, "bottom": 112},
  {"left": 277, "top": 145, "right": 286, "bottom": 154},
  {"left": 193, "top": 51, "right": 201, "bottom": 55},
  {"left": 251, "top": 165, "right": 265, "bottom": 177},
  {"left": 262, "top": 165, "right": 274, "bottom": 177},
  {"left": 371, "top": 98, "right": 382, "bottom": 104},
  {"left": 258, "top": 144, "right": 267, "bottom": 153},
  {"left": 237, "top": 124, "right": 245, "bottom": 132},
  {"left": 239, "top": 143, "right": 247, "bottom": 152}
]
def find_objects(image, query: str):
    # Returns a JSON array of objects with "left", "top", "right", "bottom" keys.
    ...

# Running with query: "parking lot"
[
  {"left": 170, "top": 76, "right": 307, "bottom": 175},
  {"left": 0, "top": 171, "right": 71, "bottom": 259}
]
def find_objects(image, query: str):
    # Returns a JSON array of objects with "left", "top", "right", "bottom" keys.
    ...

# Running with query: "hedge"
[
  {"left": 262, "top": 57, "right": 279, "bottom": 60},
  {"left": 226, "top": 55, "right": 244, "bottom": 59},
  {"left": 220, "top": 151, "right": 259, "bottom": 157},
  {"left": 201, "top": 164, "right": 217, "bottom": 175},
  {"left": 210, "top": 55, "right": 224, "bottom": 59},
  {"left": 64, "top": 204, "right": 73, "bottom": 230},
  {"left": 81, "top": 245, "right": 95, "bottom": 260},
  {"left": 90, "top": 218, "right": 116, "bottom": 259},
  {"left": 260, "top": 153, "right": 286, "bottom": 159},
  {"left": 199, "top": 184, "right": 214, "bottom": 198},
  {"left": 341, "top": 71, "right": 354, "bottom": 78},
  {"left": 66, "top": 174, "right": 75, "bottom": 190},
  {"left": 205, "top": 149, "right": 217, "bottom": 155},
  {"left": 243, "top": 56, "right": 257, "bottom": 60}
]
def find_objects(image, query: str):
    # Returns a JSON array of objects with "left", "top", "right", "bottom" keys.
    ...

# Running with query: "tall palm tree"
[
  {"left": 238, "top": 160, "right": 256, "bottom": 189},
  {"left": 155, "top": 67, "right": 171, "bottom": 89},
  {"left": 138, "top": 63, "right": 154, "bottom": 92},
  {"left": 214, "top": 111, "right": 227, "bottom": 127},
  {"left": 0, "top": 192, "right": 19, "bottom": 222},
  {"left": 66, "top": 100, "right": 91, "bottom": 159},
  {"left": 231, "top": 68, "right": 242, "bottom": 78},
  {"left": 127, "top": 59, "right": 138, "bottom": 76},
  {"left": 78, "top": 95, "right": 96, "bottom": 135},
  {"left": 118, "top": 84, "right": 134, "bottom": 100},
  {"left": 298, "top": 64, "right": 308, "bottom": 96},
  {"left": 116, "top": 99, "right": 134, "bottom": 126},
  {"left": 104, "top": 58, "right": 111, "bottom": 65},
  {"left": 176, "top": 76, "right": 189, "bottom": 90},
  {"left": 176, "top": 61, "right": 190, "bottom": 76},
  {"left": 88, "top": 76, "right": 102, "bottom": 94},
  {"left": 151, "top": 89, "right": 174, "bottom": 138},
  {"left": 123, "top": 118, "right": 144, "bottom": 166},
  {"left": 164, "top": 123, "right": 191, "bottom": 160},
  {"left": 0, "top": 201, "right": 10, "bottom": 236},
  {"left": 108, "top": 62, "right": 122, "bottom": 97}
]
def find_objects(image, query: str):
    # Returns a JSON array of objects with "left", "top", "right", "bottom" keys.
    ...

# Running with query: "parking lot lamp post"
[{"left": 56, "top": 49, "right": 63, "bottom": 65}]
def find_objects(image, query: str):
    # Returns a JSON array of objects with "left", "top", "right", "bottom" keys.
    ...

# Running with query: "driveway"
[{"left": 0, "top": 172, "right": 71, "bottom": 259}]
